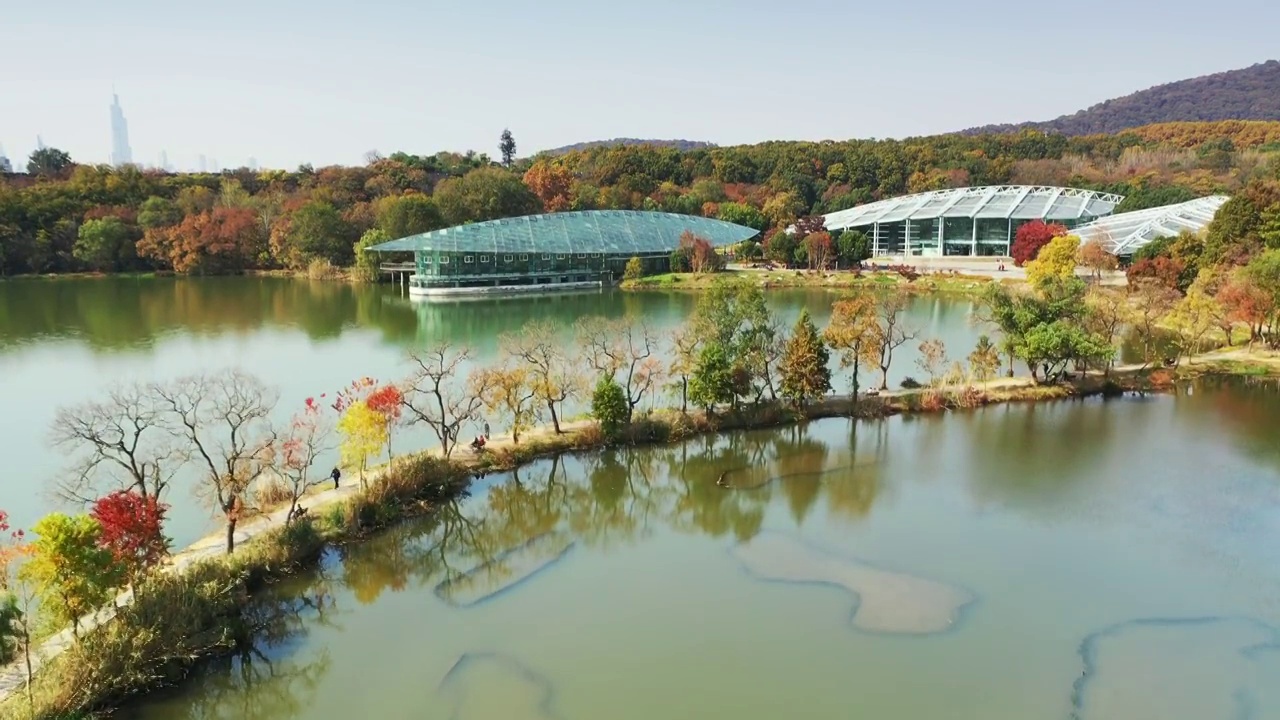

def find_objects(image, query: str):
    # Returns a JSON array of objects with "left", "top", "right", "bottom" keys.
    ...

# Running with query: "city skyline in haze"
[{"left": 2, "top": 0, "right": 1279, "bottom": 170}]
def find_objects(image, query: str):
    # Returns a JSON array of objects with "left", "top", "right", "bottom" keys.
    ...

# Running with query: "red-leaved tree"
[
  {"left": 1126, "top": 256, "right": 1185, "bottom": 291},
  {"left": 366, "top": 384, "right": 404, "bottom": 463},
  {"left": 678, "top": 231, "right": 722, "bottom": 274},
  {"left": 1010, "top": 221, "right": 1068, "bottom": 267},
  {"left": 89, "top": 490, "right": 170, "bottom": 586}
]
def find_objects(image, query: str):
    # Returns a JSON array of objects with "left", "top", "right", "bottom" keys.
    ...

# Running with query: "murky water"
[{"left": 117, "top": 377, "right": 1280, "bottom": 720}]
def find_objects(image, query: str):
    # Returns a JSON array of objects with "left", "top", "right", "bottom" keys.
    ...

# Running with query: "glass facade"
[
  {"left": 369, "top": 210, "right": 759, "bottom": 292},
  {"left": 408, "top": 250, "right": 671, "bottom": 291},
  {"left": 826, "top": 186, "right": 1125, "bottom": 258}
]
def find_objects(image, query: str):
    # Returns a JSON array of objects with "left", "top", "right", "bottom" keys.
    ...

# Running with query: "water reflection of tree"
[
  {"left": 144, "top": 580, "right": 338, "bottom": 720},
  {"left": 962, "top": 400, "right": 1116, "bottom": 510},
  {"left": 1178, "top": 376, "right": 1280, "bottom": 472},
  {"left": 327, "top": 423, "right": 891, "bottom": 606}
]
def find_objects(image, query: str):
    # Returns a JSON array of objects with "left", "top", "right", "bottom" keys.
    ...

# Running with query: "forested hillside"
[
  {"left": 542, "top": 139, "right": 715, "bottom": 155},
  {"left": 1, "top": 121, "right": 1279, "bottom": 277},
  {"left": 966, "top": 61, "right": 1280, "bottom": 136}
]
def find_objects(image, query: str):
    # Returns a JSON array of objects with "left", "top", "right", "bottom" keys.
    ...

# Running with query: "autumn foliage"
[
  {"left": 89, "top": 490, "right": 170, "bottom": 582},
  {"left": 137, "top": 206, "right": 264, "bottom": 274},
  {"left": 674, "top": 231, "right": 723, "bottom": 274},
  {"left": 1010, "top": 221, "right": 1068, "bottom": 267},
  {"left": 522, "top": 161, "right": 574, "bottom": 213}
]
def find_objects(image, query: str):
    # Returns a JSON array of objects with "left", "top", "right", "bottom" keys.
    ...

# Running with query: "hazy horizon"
[{"left": 3, "top": 0, "right": 1278, "bottom": 170}]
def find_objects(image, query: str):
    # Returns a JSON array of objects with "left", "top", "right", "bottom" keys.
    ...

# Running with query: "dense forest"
[
  {"left": 965, "top": 61, "right": 1280, "bottom": 136},
  {"left": 1, "top": 120, "right": 1279, "bottom": 278}
]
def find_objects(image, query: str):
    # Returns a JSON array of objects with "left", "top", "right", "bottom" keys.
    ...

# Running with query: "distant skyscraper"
[
  {"left": 248, "top": 157, "right": 259, "bottom": 171},
  {"left": 36, "top": 135, "right": 45, "bottom": 151},
  {"left": 158, "top": 150, "right": 169, "bottom": 172},
  {"left": 210, "top": 158, "right": 220, "bottom": 173},
  {"left": 109, "top": 93, "right": 133, "bottom": 167},
  {"left": 198, "top": 154, "right": 207, "bottom": 173},
  {"left": 0, "top": 143, "right": 11, "bottom": 174}
]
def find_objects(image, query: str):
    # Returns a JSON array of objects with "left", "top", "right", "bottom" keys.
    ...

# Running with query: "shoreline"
[{"left": 1, "top": 355, "right": 1276, "bottom": 719}]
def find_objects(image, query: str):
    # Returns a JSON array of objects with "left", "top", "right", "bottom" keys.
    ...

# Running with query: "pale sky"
[{"left": 2, "top": 0, "right": 1277, "bottom": 170}]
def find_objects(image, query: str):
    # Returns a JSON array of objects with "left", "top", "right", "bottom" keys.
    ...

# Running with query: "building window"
[
  {"left": 593, "top": 253, "right": 602, "bottom": 258},
  {"left": 557, "top": 254, "right": 566, "bottom": 260},
  {"left": 543, "top": 254, "right": 551, "bottom": 260},
  {"left": 438, "top": 256, "right": 449, "bottom": 264},
  {"left": 480, "top": 255, "right": 490, "bottom": 263},
  {"left": 520, "top": 254, "right": 529, "bottom": 261},
  {"left": 422, "top": 256, "right": 432, "bottom": 264},
  {"left": 504, "top": 254, "right": 514, "bottom": 262},
  {"left": 578, "top": 253, "right": 587, "bottom": 258},
  {"left": 464, "top": 255, "right": 474, "bottom": 264}
]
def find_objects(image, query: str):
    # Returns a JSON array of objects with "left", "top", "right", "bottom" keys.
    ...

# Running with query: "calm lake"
[
  {"left": 4, "top": 277, "right": 1279, "bottom": 719},
  {"left": 0, "top": 276, "right": 992, "bottom": 546},
  {"left": 116, "top": 378, "right": 1280, "bottom": 720}
]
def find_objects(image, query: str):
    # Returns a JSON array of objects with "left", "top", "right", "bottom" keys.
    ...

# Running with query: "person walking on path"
[
  {"left": 483, "top": 421, "right": 490, "bottom": 440},
  {"left": 330, "top": 467, "right": 341, "bottom": 490}
]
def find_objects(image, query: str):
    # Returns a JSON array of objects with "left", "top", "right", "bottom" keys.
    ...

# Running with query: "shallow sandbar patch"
[{"left": 732, "top": 532, "right": 973, "bottom": 634}]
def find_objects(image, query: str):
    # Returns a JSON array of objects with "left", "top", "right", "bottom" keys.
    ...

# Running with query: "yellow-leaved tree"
[
  {"left": 1025, "top": 234, "right": 1081, "bottom": 289},
  {"left": 475, "top": 365, "right": 538, "bottom": 444},
  {"left": 338, "top": 401, "right": 388, "bottom": 489}
]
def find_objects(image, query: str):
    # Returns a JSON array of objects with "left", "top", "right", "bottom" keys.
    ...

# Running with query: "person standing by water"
[{"left": 330, "top": 467, "right": 341, "bottom": 490}]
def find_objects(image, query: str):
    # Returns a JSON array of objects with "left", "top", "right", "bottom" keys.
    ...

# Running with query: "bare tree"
[
  {"left": 500, "top": 320, "right": 581, "bottom": 434},
  {"left": 873, "top": 292, "right": 918, "bottom": 390},
  {"left": 50, "top": 383, "right": 181, "bottom": 504},
  {"left": 156, "top": 370, "right": 278, "bottom": 554},
  {"left": 401, "top": 344, "right": 491, "bottom": 458},
  {"left": 275, "top": 401, "right": 336, "bottom": 523},
  {"left": 666, "top": 323, "right": 702, "bottom": 414},
  {"left": 576, "top": 317, "right": 660, "bottom": 422}
]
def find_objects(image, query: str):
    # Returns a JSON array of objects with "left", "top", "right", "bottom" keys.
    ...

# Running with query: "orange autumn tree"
[
  {"left": 137, "top": 206, "right": 264, "bottom": 274},
  {"left": 522, "top": 161, "right": 574, "bottom": 213}
]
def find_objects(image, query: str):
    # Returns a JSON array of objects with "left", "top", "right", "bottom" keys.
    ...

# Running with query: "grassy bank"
[
  {"left": 1, "top": 360, "right": 1274, "bottom": 719},
  {"left": 620, "top": 267, "right": 997, "bottom": 296}
]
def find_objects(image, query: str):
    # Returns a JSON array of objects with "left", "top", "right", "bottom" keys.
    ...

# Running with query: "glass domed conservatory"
[
  {"left": 820, "top": 185, "right": 1125, "bottom": 257},
  {"left": 368, "top": 210, "right": 759, "bottom": 297}
]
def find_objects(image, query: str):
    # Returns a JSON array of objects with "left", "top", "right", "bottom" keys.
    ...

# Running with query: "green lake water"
[
  {"left": 0, "top": 276, "right": 992, "bottom": 546},
  {"left": 116, "top": 379, "right": 1280, "bottom": 720},
  {"left": 3, "top": 277, "right": 1278, "bottom": 719}
]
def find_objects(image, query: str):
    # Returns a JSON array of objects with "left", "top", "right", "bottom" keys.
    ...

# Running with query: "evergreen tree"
[
  {"left": 499, "top": 129, "right": 517, "bottom": 168},
  {"left": 778, "top": 309, "right": 831, "bottom": 407}
]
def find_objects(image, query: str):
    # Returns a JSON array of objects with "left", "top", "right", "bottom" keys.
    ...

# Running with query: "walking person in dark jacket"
[{"left": 330, "top": 467, "right": 341, "bottom": 490}]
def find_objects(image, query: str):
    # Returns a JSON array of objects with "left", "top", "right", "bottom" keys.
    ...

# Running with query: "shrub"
[
  {"left": 306, "top": 257, "right": 339, "bottom": 280},
  {"left": 623, "top": 256, "right": 644, "bottom": 281},
  {"left": 0, "top": 592, "right": 18, "bottom": 664},
  {"left": 899, "top": 376, "right": 923, "bottom": 390},
  {"left": 254, "top": 477, "right": 293, "bottom": 509},
  {"left": 591, "top": 375, "right": 628, "bottom": 439}
]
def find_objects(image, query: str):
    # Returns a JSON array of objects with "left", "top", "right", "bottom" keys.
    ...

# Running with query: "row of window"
[{"left": 425, "top": 252, "right": 607, "bottom": 265}]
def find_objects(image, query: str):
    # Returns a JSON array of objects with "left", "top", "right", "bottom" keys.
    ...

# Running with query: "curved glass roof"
[
  {"left": 820, "top": 186, "right": 1125, "bottom": 230},
  {"left": 1073, "top": 196, "right": 1229, "bottom": 255},
  {"left": 368, "top": 210, "right": 759, "bottom": 255}
]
